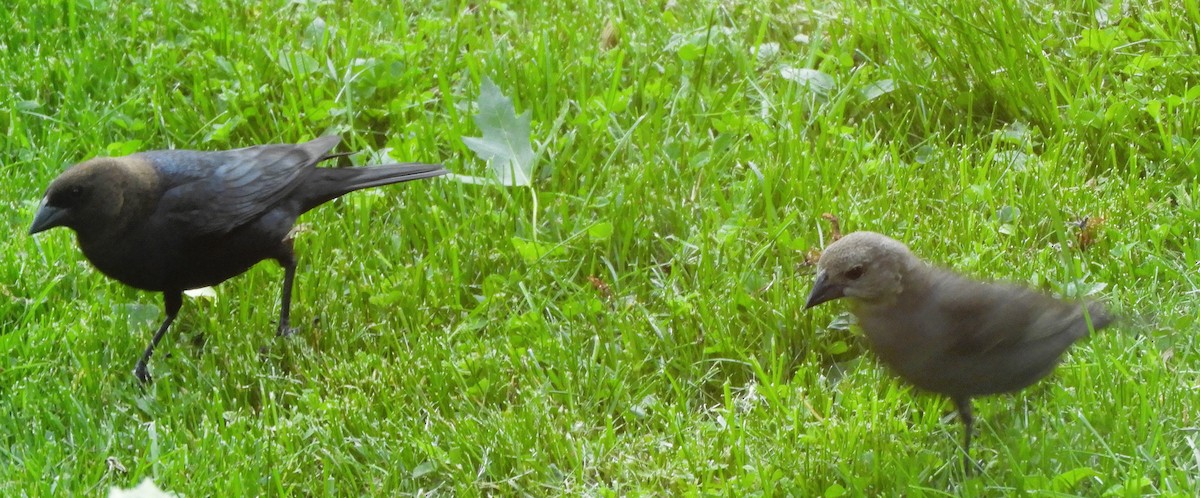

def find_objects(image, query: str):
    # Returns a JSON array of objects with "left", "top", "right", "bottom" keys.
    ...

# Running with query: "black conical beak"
[
  {"left": 805, "top": 271, "right": 844, "bottom": 309},
  {"left": 30, "top": 197, "right": 67, "bottom": 235}
]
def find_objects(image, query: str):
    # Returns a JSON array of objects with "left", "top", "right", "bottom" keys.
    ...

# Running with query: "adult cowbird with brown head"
[
  {"left": 30, "top": 136, "right": 446, "bottom": 383},
  {"left": 805, "top": 231, "right": 1112, "bottom": 472}
]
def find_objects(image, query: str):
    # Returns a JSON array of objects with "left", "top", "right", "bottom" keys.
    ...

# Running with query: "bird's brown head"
[
  {"left": 30, "top": 156, "right": 161, "bottom": 241},
  {"left": 805, "top": 231, "right": 916, "bottom": 309}
]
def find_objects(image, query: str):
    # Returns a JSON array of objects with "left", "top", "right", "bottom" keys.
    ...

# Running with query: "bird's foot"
[
  {"left": 962, "top": 456, "right": 984, "bottom": 476},
  {"left": 133, "top": 361, "right": 153, "bottom": 385},
  {"left": 276, "top": 322, "right": 298, "bottom": 337}
]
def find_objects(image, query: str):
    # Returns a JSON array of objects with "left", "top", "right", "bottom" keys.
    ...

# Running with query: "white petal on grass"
[
  {"left": 109, "top": 479, "right": 179, "bottom": 498},
  {"left": 184, "top": 287, "right": 217, "bottom": 299}
]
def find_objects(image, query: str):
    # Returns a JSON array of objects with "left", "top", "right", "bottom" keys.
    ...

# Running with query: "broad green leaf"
[
  {"left": 511, "top": 237, "right": 566, "bottom": 263},
  {"left": 277, "top": 49, "right": 319, "bottom": 76},
  {"left": 587, "top": 222, "right": 614, "bottom": 241},
  {"left": 410, "top": 461, "right": 436, "bottom": 479},
  {"left": 780, "top": 66, "right": 835, "bottom": 97},
  {"left": 861, "top": 79, "right": 895, "bottom": 101},
  {"left": 106, "top": 140, "right": 144, "bottom": 156},
  {"left": 460, "top": 77, "right": 535, "bottom": 187}
]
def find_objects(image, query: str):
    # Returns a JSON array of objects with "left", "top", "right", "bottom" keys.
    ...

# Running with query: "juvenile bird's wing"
[
  {"left": 151, "top": 136, "right": 341, "bottom": 236},
  {"left": 934, "top": 274, "right": 1098, "bottom": 355},
  {"left": 922, "top": 272, "right": 1109, "bottom": 396}
]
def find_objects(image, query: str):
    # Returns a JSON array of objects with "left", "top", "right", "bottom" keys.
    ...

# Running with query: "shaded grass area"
[{"left": 2, "top": 0, "right": 1197, "bottom": 495}]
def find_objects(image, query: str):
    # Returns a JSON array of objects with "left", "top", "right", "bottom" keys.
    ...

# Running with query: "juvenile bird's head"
[
  {"left": 30, "top": 156, "right": 161, "bottom": 241},
  {"left": 805, "top": 231, "right": 916, "bottom": 308}
]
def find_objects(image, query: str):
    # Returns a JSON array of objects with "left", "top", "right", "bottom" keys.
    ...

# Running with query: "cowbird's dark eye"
[
  {"left": 845, "top": 265, "right": 865, "bottom": 280},
  {"left": 55, "top": 186, "right": 85, "bottom": 206}
]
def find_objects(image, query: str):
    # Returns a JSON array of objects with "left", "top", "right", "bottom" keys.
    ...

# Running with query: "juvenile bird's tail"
[
  {"left": 1084, "top": 301, "right": 1115, "bottom": 333},
  {"left": 302, "top": 163, "right": 448, "bottom": 213}
]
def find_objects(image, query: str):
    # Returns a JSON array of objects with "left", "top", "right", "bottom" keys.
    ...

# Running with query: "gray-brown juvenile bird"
[
  {"left": 805, "top": 231, "right": 1112, "bottom": 472},
  {"left": 29, "top": 136, "right": 446, "bottom": 383}
]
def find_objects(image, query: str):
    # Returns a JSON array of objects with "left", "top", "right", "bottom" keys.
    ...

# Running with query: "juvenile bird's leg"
[
  {"left": 275, "top": 241, "right": 298, "bottom": 337},
  {"left": 953, "top": 396, "right": 977, "bottom": 475},
  {"left": 134, "top": 292, "right": 182, "bottom": 384}
]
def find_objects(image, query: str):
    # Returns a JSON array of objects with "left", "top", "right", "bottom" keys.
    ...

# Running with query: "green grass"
[{"left": 2, "top": 0, "right": 1198, "bottom": 495}]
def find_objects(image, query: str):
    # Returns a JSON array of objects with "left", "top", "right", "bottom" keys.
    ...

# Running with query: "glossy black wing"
[{"left": 150, "top": 136, "right": 340, "bottom": 236}]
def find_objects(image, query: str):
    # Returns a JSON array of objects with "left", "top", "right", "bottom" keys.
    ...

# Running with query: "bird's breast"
[
  {"left": 76, "top": 213, "right": 290, "bottom": 292},
  {"left": 79, "top": 232, "right": 176, "bottom": 291}
]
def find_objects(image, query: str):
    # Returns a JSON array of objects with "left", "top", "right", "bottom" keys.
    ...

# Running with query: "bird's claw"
[
  {"left": 276, "top": 323, "right": 298, "bottom": 337},
  {"left": 133, "top": 362, "right": 153, "bottom": 385},
  {"left": 961, "top": 456, "right": 984, "bottom": 476}
]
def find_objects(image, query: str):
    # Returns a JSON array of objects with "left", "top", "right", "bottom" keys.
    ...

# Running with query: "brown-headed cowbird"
[
  {"left": 29, "top": 136, "right": 446, "bottom": 383},
  {"left": 805, "top": 231, "right": 1112, "bottom": 472}
]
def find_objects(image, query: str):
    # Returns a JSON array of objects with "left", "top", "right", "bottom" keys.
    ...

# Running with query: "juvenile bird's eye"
[{"left": 845, "top": 265, "right": 865, "bottom": 280}]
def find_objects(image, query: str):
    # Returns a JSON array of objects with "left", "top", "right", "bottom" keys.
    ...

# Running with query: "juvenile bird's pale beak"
[
  {"left": 805, "top": 271, "right": 845, "bottom": 308},
  {"left": 30, "top": 198, "right": 67, "bottom": 235}
]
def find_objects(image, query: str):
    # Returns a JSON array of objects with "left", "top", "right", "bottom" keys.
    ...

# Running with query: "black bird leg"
[
  {"left": 953, "top": 396, "right": 977, "bottom": 474},
  {"left": 276, "top": 241, "right": 298, "bottom": 337},
  {"left": 134, "top": 292, "right": 182, "bottom": 384}
]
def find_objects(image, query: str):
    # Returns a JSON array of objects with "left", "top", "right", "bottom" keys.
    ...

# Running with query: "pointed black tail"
[{"left": 301, "top": 162, "right": 448, "bottom": 213}]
